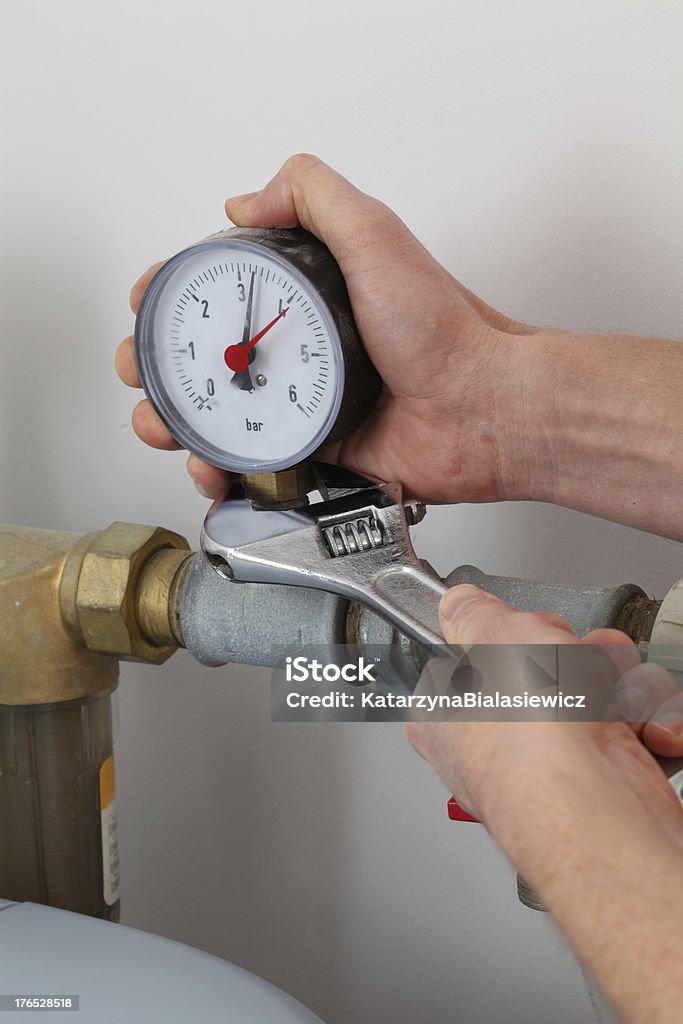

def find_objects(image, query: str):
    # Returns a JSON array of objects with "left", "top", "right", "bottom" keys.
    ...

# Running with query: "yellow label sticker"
[
  {"left": 99, "top": 754, "right": 120, "bottom": 906},
  {"left": 99, "top": 754, "right": 115, "bottom": 810}
]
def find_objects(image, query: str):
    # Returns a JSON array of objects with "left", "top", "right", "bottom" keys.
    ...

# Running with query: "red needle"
[{"left": 224, "top": 307, "right": 289, "bottom": 373}]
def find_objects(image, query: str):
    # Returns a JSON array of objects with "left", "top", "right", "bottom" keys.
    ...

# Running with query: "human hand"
[
  {"left": 406, "top": 584, "right": 683, "bottom": 823},
  {"left": 116, "top": 154, "right": 538, "bottom": 502},
  {"left": 408, "top": 587, "right": 683, "bottom": 1024}
]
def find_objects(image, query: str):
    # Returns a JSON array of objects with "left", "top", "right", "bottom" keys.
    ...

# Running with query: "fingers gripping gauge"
[{"left": 135, "top": 228, "right": 381, "bottom": 476}]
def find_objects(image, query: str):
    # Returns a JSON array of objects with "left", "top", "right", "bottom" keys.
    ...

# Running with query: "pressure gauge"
[{"left": 135, "top": 228, "right": 380, "bottom": 475}]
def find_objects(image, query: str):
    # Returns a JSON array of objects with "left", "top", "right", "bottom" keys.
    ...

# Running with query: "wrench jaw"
[
  {"left": 201, "top": 499, "right": 312, "bottom": 580},
  {"left": 200, "top": 475, "right": 451, "bottom": 654}
]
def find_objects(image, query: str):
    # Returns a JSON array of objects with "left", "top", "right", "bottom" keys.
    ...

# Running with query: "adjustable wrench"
[{"left": 201, "top": 467, "right": 451, "bottom": 656}]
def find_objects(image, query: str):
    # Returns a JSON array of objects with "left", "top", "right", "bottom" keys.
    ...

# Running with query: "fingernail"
[
  {"left": 194, "top": 481, "right": 212, "bottom": 499},
  {"left": 227, "top": 191, "right": 259, "bottom": 206},
  {"left": 439, "top": 584, "right": 484, "bottom": 622},
  {"left": 648, "top": 710, "right": 683, "bottom": 738},
  {"left": 614, "top": 685, "right": 647, "bottom": 720}
]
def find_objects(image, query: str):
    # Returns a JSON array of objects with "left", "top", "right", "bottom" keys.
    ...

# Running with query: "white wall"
[{"left": 3, "top": 2, "right": 683, "bottom": 1021}]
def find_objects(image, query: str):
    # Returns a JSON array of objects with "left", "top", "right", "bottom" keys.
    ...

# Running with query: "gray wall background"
[{"left": 2, "top": 2, "right": 683, "bottom": 1021}]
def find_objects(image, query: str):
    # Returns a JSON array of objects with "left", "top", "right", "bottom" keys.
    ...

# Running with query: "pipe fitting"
[
  {"left": 135, "top": 547, "right": 193, "bottom": 649},
  {"left": 0, "top": 521, "right": 192, "bottom": 704},
  {"left": 648, "top": 578, "right": 683, "bottom": 680},
  {"left": 59, "top": 522, "right": 191, "bottom": 664},
  {"left": 0, "top": 525, "right": 119, "bottom": 705},
  {"left": 615, "top": 593, "right": 662, "bottom": 649}
]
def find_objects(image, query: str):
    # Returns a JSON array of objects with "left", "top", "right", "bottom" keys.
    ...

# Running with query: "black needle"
[{"left": 232, "top": 271, "right": 256, "bottom": 392}]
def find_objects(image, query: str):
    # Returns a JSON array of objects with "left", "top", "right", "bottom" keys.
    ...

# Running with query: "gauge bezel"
[{"left": 135, "top": 236, "right": 348, "bottom": 474}]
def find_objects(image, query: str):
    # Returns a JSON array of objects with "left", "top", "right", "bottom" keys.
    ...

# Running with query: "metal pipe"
[
  {"left": 0, "top": 518, "right": 664, "bottom": 925},
  {"left": 0, "top": 693, "right": 118, "bottom": 919},
  {"left": 0, "top": 522, "right": 190, "bottom": 920},
  {"left": 179, "top": 556, "right": 654, "bottom": 675}
]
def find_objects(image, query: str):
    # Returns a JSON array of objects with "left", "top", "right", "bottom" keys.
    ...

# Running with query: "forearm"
[
  {"left": 477, "top": 725, "right": 683, "bottom": 1024},
  {"left": 504, "top": 328, "right": 683, "bottom": 538}
]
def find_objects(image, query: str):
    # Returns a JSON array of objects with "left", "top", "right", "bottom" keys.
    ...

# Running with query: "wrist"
[
  {"left": 505, "top": 327, "right": 683, "bottom": 534},
  {"left": 477, "top": 723, "right": 683, "bottom": 918},
  {"left": 482, "top": 326, "right": 563, "bottom": 504},
  {"left": 446, "top": 322, "right": 550, "bottom": 504},
  {"left": 472, "top": 325, "right": 559, "bottom": 504}
]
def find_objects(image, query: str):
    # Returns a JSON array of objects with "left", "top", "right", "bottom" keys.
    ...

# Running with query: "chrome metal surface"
[{"left": 201, "top": 480, "right": 450, "bottom": 655}]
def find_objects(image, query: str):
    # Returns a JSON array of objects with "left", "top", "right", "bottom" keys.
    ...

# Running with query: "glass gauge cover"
[{"left": 135, "top": 232, "right": 356, "bottom": 474}]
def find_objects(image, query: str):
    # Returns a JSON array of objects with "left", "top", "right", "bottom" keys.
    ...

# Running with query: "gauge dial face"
[{"left": 135, "top": 239, "right": 344, "bottom": 473}]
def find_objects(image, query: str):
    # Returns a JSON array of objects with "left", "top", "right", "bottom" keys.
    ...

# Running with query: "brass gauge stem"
[{"left": 241, "top": 462, "right": 316, "bottom": 511}]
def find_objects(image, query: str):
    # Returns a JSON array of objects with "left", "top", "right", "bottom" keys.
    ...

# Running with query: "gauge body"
[{"left": 135, "top": 228, "right": 380, "bottom": 474}]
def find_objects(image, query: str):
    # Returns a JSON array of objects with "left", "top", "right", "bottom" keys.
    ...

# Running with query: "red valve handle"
[{"left": 447, "top": 797, "right": 480, "bottom": 823}]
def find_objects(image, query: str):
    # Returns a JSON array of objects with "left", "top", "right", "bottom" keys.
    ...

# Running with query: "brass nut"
[
  {"left": 242, "top": 464, "right": 314, "bottom": 510},
  {"left": 62, "top": 522, "right": 190, "bottom": 664},
  {"left": 0, "top": 525, "right": 120, "bottom": 705}
]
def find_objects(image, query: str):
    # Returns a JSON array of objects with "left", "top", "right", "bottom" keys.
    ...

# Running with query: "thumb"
[
  {"left": 439, "top": 585, "right": 510, "bottom": 645},
  {"left": 439, "top": 584, "right": 575, "bottom": 645}
]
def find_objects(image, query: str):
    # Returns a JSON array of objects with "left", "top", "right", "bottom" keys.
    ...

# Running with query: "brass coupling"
[
  {"left": 59, "top": 522, "right": 192, "bottom": 664},
  {"left": 0, "top": 522, "right": 192, "bottom": 706}
]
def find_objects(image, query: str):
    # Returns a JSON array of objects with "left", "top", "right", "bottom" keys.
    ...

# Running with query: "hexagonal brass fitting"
[
  {"left": 241, "top": 463, "right": 315, "bottom": 510},
  {"left": 59, "top": 522, "right": 191, "bottom": 664},
  {"left": 0, "top": 526, "right": 120, "bottom": 705}
]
